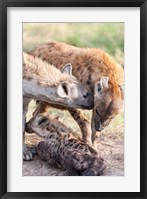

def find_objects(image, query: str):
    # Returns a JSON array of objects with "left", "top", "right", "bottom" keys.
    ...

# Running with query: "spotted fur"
[{"left": 26, "top": 114, "right": 105, "bottom": 176}]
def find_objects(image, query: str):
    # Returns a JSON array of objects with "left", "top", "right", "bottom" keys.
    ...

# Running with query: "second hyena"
[
  {"left": 26, "top": 114, "right": 105, "bottom": 176},
  {"left": 23, "top": 52, "right": 93, "bottom": 160}
]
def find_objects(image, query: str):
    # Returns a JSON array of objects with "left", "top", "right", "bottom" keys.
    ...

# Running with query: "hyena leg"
[
  {"left": 91, "top": 112, "right": 101, "bottom": 149},
  {"left": 91, "top": 110, "right": 105, "bottom": 151},
  {"left": 23, "top": 135, "right": 34, "bottom": 161},
  {"left": 23, "top": 98, "right": 34, "bottom": 161},
  {"left": 68, "top": 108, "right": 92, "bottom": 145}
]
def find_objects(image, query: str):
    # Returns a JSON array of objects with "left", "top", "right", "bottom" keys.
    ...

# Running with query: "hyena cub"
[{"left": 26, "top": 115, "right": 105, "bottom": 176}]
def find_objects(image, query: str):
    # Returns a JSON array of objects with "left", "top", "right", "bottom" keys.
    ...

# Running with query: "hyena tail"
[{"left": 81, "top": 157, "right": 105, "bottom": 176}]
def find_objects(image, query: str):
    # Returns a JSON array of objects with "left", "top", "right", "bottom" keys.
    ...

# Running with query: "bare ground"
[{"left": 23, "top": 131, "right": 124, "bottom": 176}]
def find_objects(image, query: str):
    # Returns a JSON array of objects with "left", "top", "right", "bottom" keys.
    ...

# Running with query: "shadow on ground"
[{"left": 23, "top": 131, "right": 124, "bottom": 176}]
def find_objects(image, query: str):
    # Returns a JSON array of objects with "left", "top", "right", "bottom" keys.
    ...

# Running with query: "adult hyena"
[
  {"left": 26, "top": 114, "right": 105, "bottom": 176},
  {"left": 23, "top": 52, "right": 93, "bottom": 160},
  {"left": 30, "top": 42, "right": 124, "bottom": 144}
]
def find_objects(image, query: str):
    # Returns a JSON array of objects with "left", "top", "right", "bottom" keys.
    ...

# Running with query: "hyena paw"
[{"left": 23, "top": 146, "right": 33, "bottom": 161}]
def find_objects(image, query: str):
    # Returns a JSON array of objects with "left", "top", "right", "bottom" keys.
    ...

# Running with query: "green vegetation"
[{"left": 23, "top": 23, "right": 124, "bottom": 66}]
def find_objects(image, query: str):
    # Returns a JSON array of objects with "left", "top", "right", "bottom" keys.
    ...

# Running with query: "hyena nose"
[
  {"left": 25, "top": 122, "right": 34, "bottom": 133},
  {"left": 95, "top": 122, "right": 104, "bottom": 132},
  {"left": 83, "top": 92, "right": 89, "bottom": 98}
]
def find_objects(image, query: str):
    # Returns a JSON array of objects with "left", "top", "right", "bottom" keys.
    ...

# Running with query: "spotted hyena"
[
  {"left": 26, "top": 114, "right": 105, "bottom": 176},
  {"left": 23, "top": 52, "right": 93, "bottom": 160},
  {"left": 30, "top": 42, "right": 124, "bottom": 144}
]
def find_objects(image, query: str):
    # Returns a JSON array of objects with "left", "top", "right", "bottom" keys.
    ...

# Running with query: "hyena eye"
[
  {"left": 38, "top": 117, "right": 48, "bottom": 126},
  {"left": 97, "top": 82, "right": 102, "bottom": 94}
]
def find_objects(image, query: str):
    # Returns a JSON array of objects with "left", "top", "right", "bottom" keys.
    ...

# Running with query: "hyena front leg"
[
  {"left": 23, "top": 98, "right": 33, "bottom": 161},
  {"left": 68, "top": 108, "right": 92, "bottom": 145}
]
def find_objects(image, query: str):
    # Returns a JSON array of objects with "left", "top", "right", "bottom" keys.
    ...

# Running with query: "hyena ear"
[
  {"left": 61, "top": 63, "right": 72, "bottom": 75},
  {"left": 96, "top": 77, "right": 109, "bottom": 94},
  {"left": 57, "top": 82, "right": 69, "bottom": 98},
  {"left": 56, "top": 116, "right": 60, "bottom": 120},
  {"left": 55, "top": 115, "right": 63, "bottom": 121}
]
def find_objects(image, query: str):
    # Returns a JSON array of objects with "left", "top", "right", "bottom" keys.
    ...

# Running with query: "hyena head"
[
  {"left": 57, "top": 64, "right": 94, "bottom": 109},
  {"left": 25, "top": 115, "right": 52, "bottom": 137},
  {"left": 92, "top": 77, "right": 124, "bottom": 132},
  {"left": 23, "top": 52, "right": 93, "bottom": 109}
]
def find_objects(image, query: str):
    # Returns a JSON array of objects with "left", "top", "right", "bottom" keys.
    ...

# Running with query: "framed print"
[{"left": 0, "top": 0, "right": 147, "bottom": 198}]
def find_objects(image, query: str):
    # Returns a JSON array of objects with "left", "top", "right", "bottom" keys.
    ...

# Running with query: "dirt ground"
[{"left": 23, "top": 130, "right": 124, "bottom": 176}]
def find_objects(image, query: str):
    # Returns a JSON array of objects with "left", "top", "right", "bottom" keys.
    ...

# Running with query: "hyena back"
[
  {"left": 30, "top": 42, "right": 124, "bottom": 144},
  {"left": 26, "top": 114, "right": 105, "bottom": 176},
  {"left": 23, "top": 52, "right": 93, "bottom": 161}
]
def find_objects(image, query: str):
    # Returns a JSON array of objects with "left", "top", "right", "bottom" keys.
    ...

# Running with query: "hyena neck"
[
  {"left": 23, "top": 79, "right": 57, "bottom": 103},
  {"left": 56, "top": 124, "right": 81, "bottom": 140},
  {"left": 45, "top": 130, "right": 66, "bottom": 144},
  {"left": 50, "top": 118, "right": 77, "bottom": 135}
]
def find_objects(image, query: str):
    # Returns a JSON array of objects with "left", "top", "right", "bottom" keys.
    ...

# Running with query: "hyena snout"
[
  {"left": 85, "top": 92, "right": 94, "bottom": 109},
  {"left": 95, "top": 121, "right": 104, "bottom": 132},
  {"left": 25, "top": 121, "right": 34, "bottom": 133},
  {"left": 25, "top": 116, "right": 38, "bottom": 133},
  {"left": 77, "top": 86, "right": 94, "bottom": 109}
]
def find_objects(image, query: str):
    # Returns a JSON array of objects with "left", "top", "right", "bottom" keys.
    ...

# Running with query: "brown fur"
[
  {"left": 30, "top": 42, "right": 124, "bottom": 90},
  {"left": 30, "top": 42, "right": 124, "bottom": 143},
  {"left": 26, "top": 114, "right": 105, "bottom": 176},
  {"left": 23, "top": 52, "right": 74, "bottom": 87}
]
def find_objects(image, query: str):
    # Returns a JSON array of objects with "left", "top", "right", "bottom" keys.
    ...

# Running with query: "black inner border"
[{"left": 0, "top": 0, "right": 147, "bottom": 199}]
